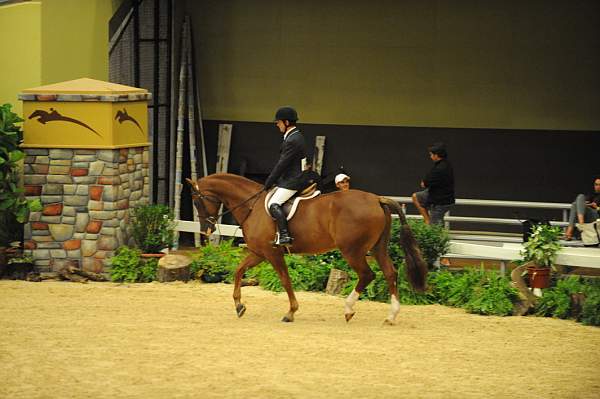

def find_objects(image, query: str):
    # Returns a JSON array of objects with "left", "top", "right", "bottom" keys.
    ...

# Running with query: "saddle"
[{"left": 264, "top": 183, "right": 320, "bottom": 220}]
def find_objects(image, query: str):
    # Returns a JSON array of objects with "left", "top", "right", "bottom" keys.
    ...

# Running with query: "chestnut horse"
[{"left": 187, "top": 173, "right": 427, "bottom": 324}]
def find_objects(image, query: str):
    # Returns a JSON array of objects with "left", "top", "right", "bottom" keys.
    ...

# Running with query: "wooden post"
[
  {"left": 313, "top": 136, "right": 326, "bottom": 174},
  {"left": 172, "top": 18, "right": 188, "bottom": 249},
  {"left": 210, "top": 124, "right": 232, "bottom": 245},
  {"left": 185, "top": 19, "right": 200, "bottom": 247}
]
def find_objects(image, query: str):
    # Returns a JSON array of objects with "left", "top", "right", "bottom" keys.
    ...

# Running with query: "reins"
[{"left": 194, "top": 188, "right": 265, "bottom": 229}]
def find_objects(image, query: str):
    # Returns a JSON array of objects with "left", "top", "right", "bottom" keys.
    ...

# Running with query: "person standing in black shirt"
[
  {"left": 411, "top": 142, "right": 455, "bottom": 225},
  {"left": 264, "top": 106, "right": 308, "bottom": 246}
]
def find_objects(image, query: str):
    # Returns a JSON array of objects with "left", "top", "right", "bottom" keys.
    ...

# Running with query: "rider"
[{"left": 264, "top": 106, "right": 308, "bottom": 246}]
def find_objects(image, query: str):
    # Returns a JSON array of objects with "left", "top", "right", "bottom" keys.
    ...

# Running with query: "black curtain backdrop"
[{"left": 178, "top": 120, "right": 599, "bottom": 238}]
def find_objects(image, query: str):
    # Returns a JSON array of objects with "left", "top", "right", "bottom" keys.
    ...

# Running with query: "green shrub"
[
  {"left": 248, "top": 254, "right": 331, "bottom": 292},
  {"left": 389, "top": 219, "right": 450, "bottom": 267},
  {"left": 307, "top": 250, "right": 351, "bottom": 273},
  {"left": 535, "top": 276, "right": 585, "bottom": 319},
  {"left": 190, "top": 240, "right": 246, "bottom": 283},
  {"left": 581, "top": 286, "right": 600, "bottom": 326},
  {"left": 0, "top": 104, "right": 42, "bottom": 246},
  {"left": 339, "top": 261, "right": 432, "bottom": 305},
  {"left": 464, "top": 270, "right": 519, "bottom": 316},
  {"left": 427, "top": 269, "right": 457, "bottom": 304},
  {"left": 110, "top": 246, "right": 157, "bottom": 283},
  {"left": 445, "top": 268, "right": 483, "bottom": 307},
  {"left": 131, "top": 204, "right": 175, "bottom": 253}
]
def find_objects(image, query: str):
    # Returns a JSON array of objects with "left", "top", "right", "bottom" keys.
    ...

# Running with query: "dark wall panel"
[{"left": 203, "top": 120, "right": 599, "bottom": 206}]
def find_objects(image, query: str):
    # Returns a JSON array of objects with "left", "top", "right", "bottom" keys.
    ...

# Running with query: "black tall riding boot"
[{"left": 269, "top": 203, "right": 293, "bottom": 245}]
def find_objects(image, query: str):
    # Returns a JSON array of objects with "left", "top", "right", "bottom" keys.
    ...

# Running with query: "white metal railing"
[
  {"left": 389, "top": 196, "right": 570, "bottom": 226},
  {"left": 176, "top": 196, "right": 573, "bottom": 237},
  {"left": 175, "top": 196, "right": 594, "bottom": 266},
  {"left": 448, "top": 242, "right": 600, "bottom": 269}
]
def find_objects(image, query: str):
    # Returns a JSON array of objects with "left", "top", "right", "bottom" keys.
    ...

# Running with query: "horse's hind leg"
[
  {"left": 264, "top": 251, "right": 299, "bottom": 322},
  {"left": 340, "top": 251, "right": 375, "bottom": 322},
  {"left": 372, "top": 242, "right": 401, "bottom": 325},
  {"left": 233, "top": 252, "right": 264, "bottom": 318}
]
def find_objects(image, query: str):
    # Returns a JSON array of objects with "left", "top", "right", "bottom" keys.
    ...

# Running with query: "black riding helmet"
[{"left": 274, "top": 106, "right": 298, "bottom": 123}]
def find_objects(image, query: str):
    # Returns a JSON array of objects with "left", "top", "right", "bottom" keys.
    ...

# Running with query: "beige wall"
[
  {"left": 0, "top": 0, "right": 122, "bottom": 117},
  {"left": 0, "top": 2, "right": 42, "bottom": 116},
  {"left": 41, "top": 0, "right": 117, "bottom": 85},
  {"left": 188, "top": 0, "right": 600, "bottom": 130}
]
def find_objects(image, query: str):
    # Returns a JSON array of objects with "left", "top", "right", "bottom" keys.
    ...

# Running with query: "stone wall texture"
[{"left": 23, "top": 147, "right": 149, "bottom": 273}]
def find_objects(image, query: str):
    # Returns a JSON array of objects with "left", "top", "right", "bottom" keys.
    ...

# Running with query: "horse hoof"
[
  {"left": 345, "top": 312, "right": 355, "bottom": 322},
  {"left": 281, "top": 316, "right": 293, "bottom": 322},
  {"left": 382, "top": 319, "right": 395, "bottom": 326},
  {"left": 236, "top": 304, "right": 246, "bottom": 318}
]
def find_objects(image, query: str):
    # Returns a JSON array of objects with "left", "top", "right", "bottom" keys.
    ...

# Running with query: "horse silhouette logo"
[
  {"left": 115, "top": 108, "right": 143, "bottom": 133},
  {"left": 28, "top": 108, "right": 101, "bottom": 136}
]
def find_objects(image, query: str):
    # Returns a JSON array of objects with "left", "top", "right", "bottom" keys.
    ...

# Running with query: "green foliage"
[
  {"left": 464, "top": 270, "right": 519, "bottom": 316},
  {"left": 427, "top": 269, "right": 457, "bottom": 304},
  {"left": 131, "top": 204, "right": 175, "bottom": 253},
  {"left": 109, "top": 246, "right": 157, "bottom": 283},
  {"left": 535, "top": 276, "right": 584, "bottom": 319},
  {"left": 307, "top": 250, "right": 351, "bottom": 273},
  {"left": 428, "top": 267, "right": 518, "bottom": 316},
  {"left": 339, "top": 261, "right": 432, "bottom": 305},
  {"left": 247, "top": 254, "right": 331, "bottom": 292},
  {"left": 389, "top": 219, "right": 450, "bottom": 267},
  {"left": 7, "top": 253, "right": 34, "bottom": 264},
  {"left": 581, "top": 286, "right": 600, "bottom": 326},
  {"left": 445, "top": 268, "right": 483, "bottom": 307},
  {"left": 190, "top": 240, "right": 246, "bottom": 283},
  {"left": 520, "top": 224, "right": 562, "bottom": 268},
  {"left": 0, "top": 104, "right": 42, "bottom": 246}
]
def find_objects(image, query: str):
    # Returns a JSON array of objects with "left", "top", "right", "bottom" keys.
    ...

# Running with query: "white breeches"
[{"left": 268, "top": 187, "right": 297, "bottom": 208}]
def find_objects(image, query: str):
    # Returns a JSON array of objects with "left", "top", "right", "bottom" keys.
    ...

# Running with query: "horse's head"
[{"left": 186, "top": 178, "right": 222, "bottom": 236}]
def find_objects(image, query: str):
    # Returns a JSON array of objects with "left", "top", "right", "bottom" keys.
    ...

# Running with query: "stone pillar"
[{"left": 19, "top": 78, "right": 152, "bottom": 273}]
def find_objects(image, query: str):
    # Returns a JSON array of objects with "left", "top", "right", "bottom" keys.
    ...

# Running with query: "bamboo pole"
[
  {"left": 185, "top": 17, "right": 200, "bottom": 247},
  {"left": 172, "top": 18, "right": 188, "bottom": 249},
  {"left": 187, "top": 19, "right": 208, "bottom": 178}
]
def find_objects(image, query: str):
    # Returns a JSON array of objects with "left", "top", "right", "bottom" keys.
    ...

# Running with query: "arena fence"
[{"left": 174, "top": 196, "right": 600, "bottom": 269}]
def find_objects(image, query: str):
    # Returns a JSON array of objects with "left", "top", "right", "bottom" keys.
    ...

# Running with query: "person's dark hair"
[
  {"left": 428, "top": 142, "right": 447, "bottom": 158},
  {"left": 274, "top": 106, "right": 298, "bottom": 124}
]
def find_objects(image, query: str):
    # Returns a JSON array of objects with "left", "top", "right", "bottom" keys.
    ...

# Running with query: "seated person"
[
  {"left": 411, "top": 142, "right": 455, "bottom": 225},
  {"left": 565, "top": 177, "right": 600, "bottom": 240},
  {"left": 335, "top": 173, "right": 351, "bottom": 191}
]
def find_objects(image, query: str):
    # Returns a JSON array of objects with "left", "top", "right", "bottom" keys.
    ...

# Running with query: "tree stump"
[
  {"left": 325, "top": 268, "right": 349, "bottom": 295},
  {"left": 157, "top": 254, "right": 192, "bottom": 282}
]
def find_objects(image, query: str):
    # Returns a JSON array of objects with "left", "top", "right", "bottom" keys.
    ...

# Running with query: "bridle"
[{"left": 191, "top": 188, "right": 265, "bottom": 236}]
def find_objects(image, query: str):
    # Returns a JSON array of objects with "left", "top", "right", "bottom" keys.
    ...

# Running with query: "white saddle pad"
[{"left": 264, "top": 188, "right": 321, "bottom": 221}]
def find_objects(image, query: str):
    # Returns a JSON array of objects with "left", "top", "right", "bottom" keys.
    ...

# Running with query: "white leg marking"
[
  {"left": 387, "top": 294, "right": 401, "bottom": 323},
  {"left": 345, "top": 290, "right": 360, "bottom": 314}
]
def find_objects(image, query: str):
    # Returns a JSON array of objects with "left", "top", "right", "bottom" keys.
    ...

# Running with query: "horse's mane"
[{"left": 203, "top": 173, "right": 262, "bottom": 190}]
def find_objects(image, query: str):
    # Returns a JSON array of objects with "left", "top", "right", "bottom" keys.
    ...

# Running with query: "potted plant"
[
  {"left": 131, "top": 204, "right": 175, "bottom": 257},
  {"left": 0, "top": 104, "right": 42, "bottom": 276},
  {"left": 520, "top": 224, "right": 563, "bottom": 289},
  {"left": 6, "top": 253, "right": 34, "bottom": 280}
]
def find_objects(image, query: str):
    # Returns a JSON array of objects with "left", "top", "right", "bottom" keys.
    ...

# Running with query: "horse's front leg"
[
  {"left": 233, "top": 251, "right": 264, "bottom": 318},
  {"left": 341, "top": 251, "right": 375, "bottom": 322},
  {"left": 265, "top": 251, "right": 299, "bottom": 322}
]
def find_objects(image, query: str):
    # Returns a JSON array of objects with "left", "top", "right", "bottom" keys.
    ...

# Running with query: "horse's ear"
[{"left": 185, "top": 178, "right": 198, "bottom": 192}]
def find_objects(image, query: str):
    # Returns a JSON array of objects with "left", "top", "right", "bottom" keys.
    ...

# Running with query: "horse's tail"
[{"left": 379, "top": 197, "right": 428, "bottom": 292}]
